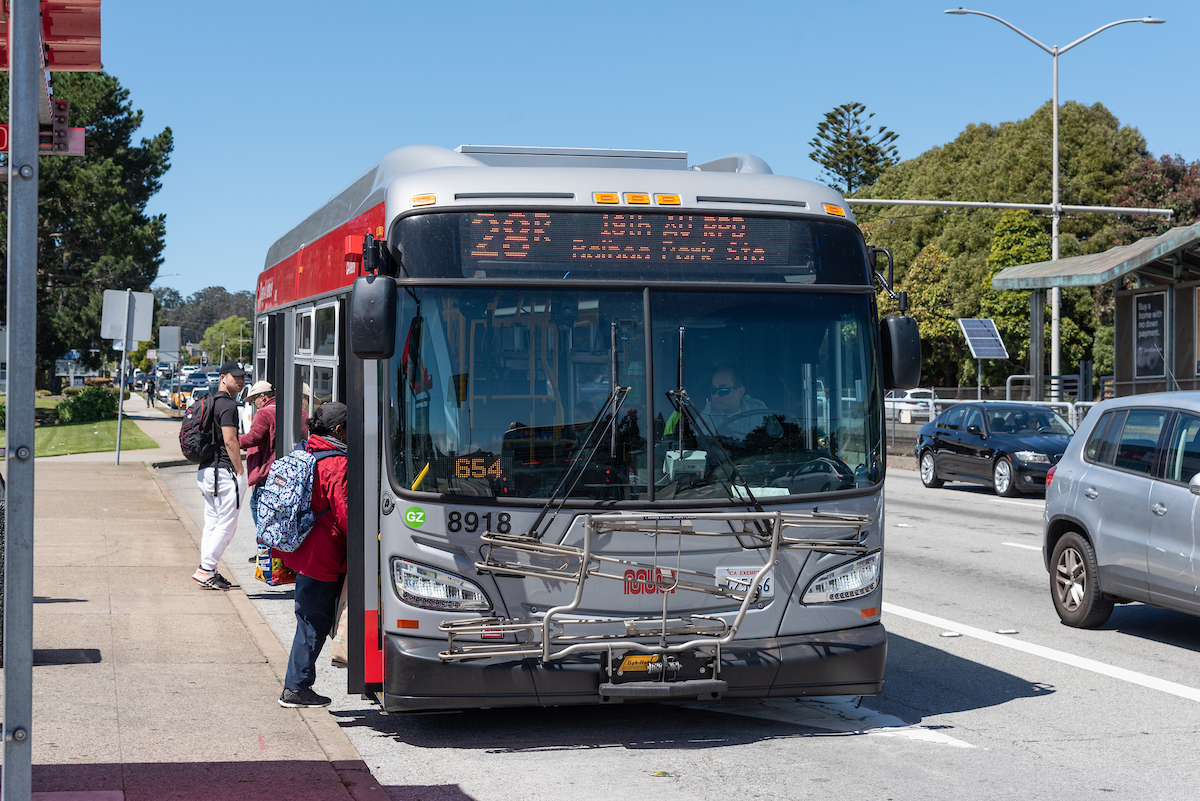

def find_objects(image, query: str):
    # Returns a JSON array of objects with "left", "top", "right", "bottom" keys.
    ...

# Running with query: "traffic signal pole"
[{"left": 4, "top": 0, "right": 40, "bottom": 796}]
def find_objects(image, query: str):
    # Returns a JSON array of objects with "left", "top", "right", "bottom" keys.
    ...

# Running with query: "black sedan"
[{"left": 915, "top": 402, "right": 1073, "bottom": 496}]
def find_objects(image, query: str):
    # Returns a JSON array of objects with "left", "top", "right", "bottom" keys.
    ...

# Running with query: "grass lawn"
[{"left": 0, "top": 418, "right": 158, "bottom": 457}]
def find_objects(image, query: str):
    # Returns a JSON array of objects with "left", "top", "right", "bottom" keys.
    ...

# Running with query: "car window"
[
  {"left": 1163, "top": 412, "right": 1200, "bottom": 485},
  {"left": 940, "top": 406, "right": 966, "bottom": 430},
  {"left": 1084, "top": 411, "right": 1120, "bottom": 463},
  {"left": 1114, "top": 409, "right": 1168, "bottom": 475},
  {"left": 964, "top": 408, "right": 983, "bottom": 432}
]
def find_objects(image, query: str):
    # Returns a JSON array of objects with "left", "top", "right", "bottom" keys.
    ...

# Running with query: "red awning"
[{"left": 0, "top": 0, "right": 102, "bottom": 72}]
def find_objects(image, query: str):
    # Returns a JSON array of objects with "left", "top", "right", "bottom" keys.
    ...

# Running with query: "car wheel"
[
  {"left": 1050, "top": 531, "right": 1113, "bottom": 628},
  {"left": 993, "top": 456, "right": 1018, "bottom": 497},
  {"left": 919, "top": 451, "right": 944, "bottom": 488}
]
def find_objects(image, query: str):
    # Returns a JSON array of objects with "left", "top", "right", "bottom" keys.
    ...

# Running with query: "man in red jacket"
[
  {"left": 278, "top": 402, "right": 348, "bottom": 708},
  {"left": 239, "top": 380, "right": 277, "bottom": 550}
]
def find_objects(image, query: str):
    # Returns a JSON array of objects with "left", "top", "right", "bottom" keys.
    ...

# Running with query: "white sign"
[
  {"left": 101, "top": 289, "right": 154, "bottom": 342},
  {"left": 715, "top": 566, "right": 774, "bottom": 599}
]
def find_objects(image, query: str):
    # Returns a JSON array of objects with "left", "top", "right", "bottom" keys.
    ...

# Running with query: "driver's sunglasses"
[{"left": 709, "top": 386, "right": 740, "bottom": 397}]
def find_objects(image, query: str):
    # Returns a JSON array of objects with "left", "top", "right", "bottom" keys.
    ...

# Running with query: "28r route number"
[{"left": 446, "top": 509, "right": 511, "bottom": 535}]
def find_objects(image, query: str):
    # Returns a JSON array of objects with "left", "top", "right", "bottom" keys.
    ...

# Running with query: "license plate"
[{"left": 716, "top": 566, "right": 774, "bottom": 599}]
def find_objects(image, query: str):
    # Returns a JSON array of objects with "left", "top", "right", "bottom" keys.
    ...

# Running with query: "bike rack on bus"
[{"left": 438, "top": 510, "right": 872, "bottom": 675}]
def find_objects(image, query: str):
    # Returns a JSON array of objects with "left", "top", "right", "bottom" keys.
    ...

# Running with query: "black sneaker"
[
  {"left": 192, "top": 568, "right": 233, "bottom": 590},
  {"left": 279, "top": 687, "right": 331, "bottom": 708}
]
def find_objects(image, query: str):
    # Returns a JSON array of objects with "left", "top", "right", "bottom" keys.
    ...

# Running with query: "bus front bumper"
[{"left": 380, "top": 623, "right": 887, "bottom": 713}]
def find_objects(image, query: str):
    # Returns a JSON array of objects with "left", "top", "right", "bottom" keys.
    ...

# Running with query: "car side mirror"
[
  {"left": 881, "top": 316, "right": 922, "bottom": 390},
  {"left": 967, "top": 425, "right": 981, "bottom": 436},
  {"left": 350, "top": 274, "right": 397, "bottom": 359},
  {"left": 1190, "top": 473, "right": 1200, "bottom": 496}
]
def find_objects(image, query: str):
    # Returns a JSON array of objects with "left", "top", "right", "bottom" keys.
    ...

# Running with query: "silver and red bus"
[{"left": 255, "top": 144, "right": 920, "bottom": 712}]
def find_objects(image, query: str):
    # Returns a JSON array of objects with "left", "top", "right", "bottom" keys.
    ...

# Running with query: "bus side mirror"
[
  {"left": 350, "top": 274, "right": 397, "bottom": 359},
  {"left": 881, "top": 316, "right": 921, "bottom": 390}
]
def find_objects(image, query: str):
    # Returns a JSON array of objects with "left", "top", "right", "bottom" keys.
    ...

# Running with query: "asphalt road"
[{"left": 160, "top": 463, "right": 1200, "bottom": 800}]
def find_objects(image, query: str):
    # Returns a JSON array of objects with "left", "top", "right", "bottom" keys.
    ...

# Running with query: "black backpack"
[{"left": 179, "top": 395, "right": 218, "bottom": 463}]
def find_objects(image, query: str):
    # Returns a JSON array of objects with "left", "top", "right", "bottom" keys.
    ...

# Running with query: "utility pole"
[{"left": 4, "top": 2, "right": 38, "bottom": 795}]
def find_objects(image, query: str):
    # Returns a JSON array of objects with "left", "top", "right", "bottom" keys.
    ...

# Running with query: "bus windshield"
[{"left": 388, "top": 286, "right": 883, "bottom": 502}]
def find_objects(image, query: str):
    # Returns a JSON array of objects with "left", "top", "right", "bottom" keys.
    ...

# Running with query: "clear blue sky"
[{"left": 100, "top": 0, "right": 1198, "bottom": 298}]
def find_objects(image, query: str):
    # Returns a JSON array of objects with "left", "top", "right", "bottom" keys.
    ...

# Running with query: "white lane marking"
[
  {"left": 978, "top": 496, "right": 1044, "bottom": 509},
  {"left": 884, "top": 602, "right": 1200, "bottom": 703},
  {"left": 685, "top": 696, "right": 973, "bottom": 748},
  {"left": 1002, "top": 542, "right": 1042, "bottom": 551}
]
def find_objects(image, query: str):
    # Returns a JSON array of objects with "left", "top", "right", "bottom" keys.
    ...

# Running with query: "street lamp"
[
  {"left": 239, "top": 320, "right": 249, "bottom": 361},
  {"left": 945, "top": 9, "right": 1164, "bottom": 398}
]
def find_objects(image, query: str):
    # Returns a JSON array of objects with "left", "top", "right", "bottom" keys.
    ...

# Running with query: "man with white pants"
[{"left": 193, "top": 360, "right": 248, "bottom": 590}]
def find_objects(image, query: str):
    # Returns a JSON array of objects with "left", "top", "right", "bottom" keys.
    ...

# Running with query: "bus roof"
[{"left": 263, "top": 144, "right": 853, "bottom": 273}]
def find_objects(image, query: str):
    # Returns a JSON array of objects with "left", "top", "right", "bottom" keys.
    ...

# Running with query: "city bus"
[{"left": 254, "top": 144, "right": 921, "bottom": 712}]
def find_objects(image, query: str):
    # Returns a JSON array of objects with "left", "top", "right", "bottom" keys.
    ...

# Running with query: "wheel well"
[{"left": 1044, "top": 518, "right": 1089, "bottom": 573}]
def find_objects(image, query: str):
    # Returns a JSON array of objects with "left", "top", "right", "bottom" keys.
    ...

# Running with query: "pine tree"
[
  {"left": 808, "top": 102, "right": 899, "bottom": 195},
  {"left": 0, "top": 72, "right": 173, "bottom": 388}
]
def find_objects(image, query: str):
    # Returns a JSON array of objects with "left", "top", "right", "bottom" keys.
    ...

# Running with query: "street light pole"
[
  {"left": 945, "top": 9, "right": 1164, "bottom": 399},
  {"left": 239, "top": 320, "right": 248, "bottom": 362}
]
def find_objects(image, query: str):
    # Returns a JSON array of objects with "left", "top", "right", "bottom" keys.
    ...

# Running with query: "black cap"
[
  {"left": 314, "top": 401, "right": 347, "bottom": 429},
  {"left": 218, "top": 360, "right": 246, "bottom": 377}
]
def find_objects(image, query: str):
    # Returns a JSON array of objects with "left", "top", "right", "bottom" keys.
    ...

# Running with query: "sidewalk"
[{"left": 4, "top": 394, "right": 387, "bottom": 799}]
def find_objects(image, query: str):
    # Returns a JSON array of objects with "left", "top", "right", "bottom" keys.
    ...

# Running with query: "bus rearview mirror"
[
  {"left": 881, "top": 316, "right": 921, "bottom": 390},
  {"left": 350, "top": 274, "right": 397, "bottom": 359}
]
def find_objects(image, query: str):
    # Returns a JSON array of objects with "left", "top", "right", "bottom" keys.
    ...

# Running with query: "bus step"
[{"left": 598, "top": 679, "right": 727, "bottom": 703}]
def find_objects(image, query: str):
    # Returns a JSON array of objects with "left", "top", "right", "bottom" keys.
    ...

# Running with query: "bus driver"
[{"left": 701, "top": 366, "right": 768, "bottom": 439}]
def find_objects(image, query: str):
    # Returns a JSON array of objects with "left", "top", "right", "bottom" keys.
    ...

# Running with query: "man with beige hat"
[{"left": 239, "top": 379, "right": 277, "bottom": 534}]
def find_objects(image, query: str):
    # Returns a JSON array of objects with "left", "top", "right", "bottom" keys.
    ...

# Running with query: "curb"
[{"left": 143, "top": 463, "right": 388, "bottom": 801}]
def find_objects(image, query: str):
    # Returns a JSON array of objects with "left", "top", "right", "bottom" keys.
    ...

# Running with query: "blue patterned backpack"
[{"left": 255, "top": 443, "right": 345, "bottom": 552}]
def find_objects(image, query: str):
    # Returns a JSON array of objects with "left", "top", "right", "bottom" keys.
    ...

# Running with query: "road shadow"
[
  {"left": 1092, "top": 602, "right": 1200, "bottom": 652},
  {"left": 870, "top": 632, "right": 1054, "bottom": 723},
  {"left": 331, "top": 632, "right": 1050, "bottom": 752}
]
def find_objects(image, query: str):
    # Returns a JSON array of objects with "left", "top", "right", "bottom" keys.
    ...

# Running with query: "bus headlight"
[
  {"left": 801, "top": 552, "right": 881, "bottom": 604},
  {"left": 392, "top": 558, "right": 492, "bottom": 612}
]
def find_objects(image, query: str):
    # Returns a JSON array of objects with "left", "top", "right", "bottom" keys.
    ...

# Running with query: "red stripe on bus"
[{"left": 364, "top": 609, "right": 384, "bottom": 683}]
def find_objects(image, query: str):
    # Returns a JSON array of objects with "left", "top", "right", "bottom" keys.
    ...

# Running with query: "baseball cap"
[
  {"left": 218, "top": 360, "right": 246, "bottom": 377},
  {"left": 314, "top": 401, "right": 347, "bottom": 429}
]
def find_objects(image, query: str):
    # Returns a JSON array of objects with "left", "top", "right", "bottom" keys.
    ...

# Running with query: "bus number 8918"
[{"left": 447, "top": 511, "right": 511, "bottom": 534}]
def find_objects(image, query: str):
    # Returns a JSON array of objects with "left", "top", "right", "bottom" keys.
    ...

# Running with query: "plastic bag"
[
  {"left": 331, "top": 578, "right": 349, "bottom": 666},
  {"left": 253, "top": 540, "right": 296, "bottom": 586}
]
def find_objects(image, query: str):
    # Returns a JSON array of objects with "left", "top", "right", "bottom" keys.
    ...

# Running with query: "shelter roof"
[{"left": 991, "top": 222, "right": 1200, "bottom": 290}]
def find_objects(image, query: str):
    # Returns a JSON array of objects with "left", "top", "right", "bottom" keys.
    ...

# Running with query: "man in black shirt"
[{"left": 192, "top": 360, "right": 247, "bottom": 590}]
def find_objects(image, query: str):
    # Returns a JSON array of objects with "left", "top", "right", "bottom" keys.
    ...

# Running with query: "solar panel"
[{"left": 958, "top": 318, "right": 1010, "bottom": 360}]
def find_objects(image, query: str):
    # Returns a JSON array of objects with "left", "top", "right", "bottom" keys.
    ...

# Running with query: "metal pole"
[
  {"left": 3, "top": 0, "right": 39, "bottom": 795},
  {"left": 115, "top": 289, "right": 132, "bottom": 465},
  {"left": 1050, "top": 49, "right": 1061, "bottom": 401}
]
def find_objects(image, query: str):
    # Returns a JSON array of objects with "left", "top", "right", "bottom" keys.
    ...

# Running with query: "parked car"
[
  {"left": 1045, "top": 392, "right": 1200, "bottom": 628},
  {"left": 916, "top": 402, "right": 1073, "bottom": 496},
  {"left": 885, "top": 388, "right": 938, "bottom": 420},
  {"left": 188, "top": 386, "right": 210, "bottom": 407}
]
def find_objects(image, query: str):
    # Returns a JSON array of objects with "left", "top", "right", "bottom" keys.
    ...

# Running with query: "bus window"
[
  {"left": 315, "top": 306, "right": 337, "bottom": 356},
  {"left": 296, "top": 311, "right": 313, "bottom": 353},
  {"left": 389, "top": 288, "right": 647, "bottom": 499}
]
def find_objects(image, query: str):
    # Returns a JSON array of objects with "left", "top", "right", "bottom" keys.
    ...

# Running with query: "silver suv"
[{"left": 1044, "top": 392, "right": 1200, "bottom": 627}]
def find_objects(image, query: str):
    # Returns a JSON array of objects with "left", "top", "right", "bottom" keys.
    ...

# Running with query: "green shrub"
[
  {"left": 54, "top": 386, "right": 119, "bottom": 424},
  {"left": 35, "top": 389, "right": 51, "bottom": 397},
  {"left": 0, "top": 403, "right": 5, "bottom": 427},
  {"left": 62, "top": 385, "right": 84, "bottom": 397}
]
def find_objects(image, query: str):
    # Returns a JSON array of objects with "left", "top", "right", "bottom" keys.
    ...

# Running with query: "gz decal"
[
  {"left": 404, "top": 506, "right": 426, "bottom": 527},
  {"left": 623, "top": 568, "right": 675, "bottom": 595}
]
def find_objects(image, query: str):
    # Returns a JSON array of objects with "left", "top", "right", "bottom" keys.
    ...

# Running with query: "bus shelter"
[{"left": 992, "top": 222, "right": 1200, "bottom": 397}]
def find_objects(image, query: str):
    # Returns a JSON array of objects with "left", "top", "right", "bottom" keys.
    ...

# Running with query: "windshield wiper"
[{"left": 526, "top": 321, "right": 630, "bottom": 541}]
